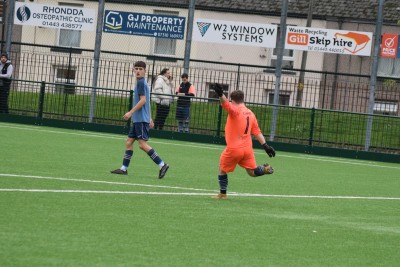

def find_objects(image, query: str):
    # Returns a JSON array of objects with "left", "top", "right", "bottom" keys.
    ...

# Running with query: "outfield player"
[
  {"left": 111, "top": 61, "right": 169, "bottom": 179},
  {"left": 212, "top": 84, "right": 276, "bottom": 199}
]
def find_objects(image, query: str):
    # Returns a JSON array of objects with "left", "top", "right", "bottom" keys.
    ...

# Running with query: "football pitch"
[{"left": 0, "top": 122, "right": 399, "bottom": 267}]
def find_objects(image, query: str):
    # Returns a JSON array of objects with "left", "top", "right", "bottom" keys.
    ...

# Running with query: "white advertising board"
[
  {"left": 14, "top": 2, "right": 96, "bottom": 31},
  {"left": 193, "top": 18, "right": 277, "bottom": 48},
  {"left": 285, "top": 26, "right": 373, "bottom": 56}
]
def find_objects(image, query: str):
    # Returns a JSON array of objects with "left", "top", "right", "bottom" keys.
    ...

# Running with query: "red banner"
[
  {"left": 0, "top": 1, "right": 5, "bottom": 23},
  {"left": 380, "top": 33, "right": 398, "bottom": 58}
]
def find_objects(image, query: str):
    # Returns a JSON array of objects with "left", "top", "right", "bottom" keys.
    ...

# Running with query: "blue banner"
[
  {"left": 103, "top": 10, "right": 185, "bottom": 39},
  {"left": 397, "top": 35, "right": 400, "bottom": 58}
]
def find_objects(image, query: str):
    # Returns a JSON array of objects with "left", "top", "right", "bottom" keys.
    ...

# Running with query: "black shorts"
[{"left": 128, "top": 122, "right": 150, "bottom": 140}]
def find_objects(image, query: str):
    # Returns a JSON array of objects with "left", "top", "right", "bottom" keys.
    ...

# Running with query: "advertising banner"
[
  {"left": 398, "top": 38, "right": 400, "bottom": 58},
  {"left": 13, "top": 2, "right": 96, "bottom": 31},
  {"left": 103, "top": 10, "right": 186, "bottom": 39},
  {"left": 193, "top": 18, "right": 277, "bottom": 48},
  {"left": 285, "top": 26, "right": 373, "bottom": 56},
  {"left": 0, "top": 1, "right": 4, "bottom": 23},
  {"left": 380, "top": 33, "right": 399, "bottom": 58}
]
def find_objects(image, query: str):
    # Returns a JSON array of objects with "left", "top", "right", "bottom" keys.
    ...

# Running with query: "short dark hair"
[
  {"left": 181, "top": 73, "right": 188, "bottom": 78},
  {"left": 230, "top": 90, "right": 244, "bottom": 103},
  {"left": 134, "top": 61, "right": 146, "bottom": 69},
  {"left": 1, "top": 53, "right": 8, "bottom": 60}
]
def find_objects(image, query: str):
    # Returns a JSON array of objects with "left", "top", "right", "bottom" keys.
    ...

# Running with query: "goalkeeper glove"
[
  {"left": 214, "top": 83, "right": 224, "bottom": 97},
  {"left": 262, "top": 143, "right": 276, "bottom": 157}
]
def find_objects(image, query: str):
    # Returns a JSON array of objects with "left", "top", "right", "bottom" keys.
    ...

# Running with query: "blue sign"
[
  {"left": 397, "top": 35, "right": 400, "bottom": 58},
  {"left": 103, "top": 10, "right": 186, "bottom": 39}
]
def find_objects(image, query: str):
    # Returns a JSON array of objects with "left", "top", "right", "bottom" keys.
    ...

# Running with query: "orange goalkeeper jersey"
[{"left": 221, "top": 100, "right": 262, "bottom": 149}]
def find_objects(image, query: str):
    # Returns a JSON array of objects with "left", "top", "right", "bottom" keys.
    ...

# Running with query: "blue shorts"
[
  {"left": 128, "top": 122, "right": 150, "bottom": 140},
  {"left": 176, "top": 106, "right": 190, "bottom": 121}
]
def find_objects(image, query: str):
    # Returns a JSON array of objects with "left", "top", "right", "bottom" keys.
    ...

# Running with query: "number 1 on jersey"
[{"left": 244, "top": 116, "right": 249, "bottom": 134}]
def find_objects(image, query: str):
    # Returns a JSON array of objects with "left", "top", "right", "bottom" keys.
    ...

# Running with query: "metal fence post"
[
  {"left": 5, "top": 0, "right": 15, "bottom": 55},
  {"left": 269, "top": 0, "right": 288, "bottom": 141},
  {"left": 321, "top": 72, "right": 327, "bottom": 109},
  {"left": 38, "top": 81, "right": 46, "bottom": 119},
  {"left": 127, "top": 89, "right": 133, "bottom": 128},
  {"left": 89, "top": 0, "right": 105, "bottom": 123},
  {"left": 236, "top": 64, "right": 241, "bottom": 91},
  {"left": 365, "top": 0, "right": 384, "bottom": 151},
  {"left": 216, "top": 104, "right": 223, "bottom": 136},
  {"left": 309, "top": 107, "right": 315, "bottom": 146},
  {"left": 296, "top": 0, "right": 314, "bottom": 107},
  {"left": 183, "top": 0, "right": 195, "bottom": 73},
  {"left": 151, "top": 57, "right": 156, "bottom": 91}
]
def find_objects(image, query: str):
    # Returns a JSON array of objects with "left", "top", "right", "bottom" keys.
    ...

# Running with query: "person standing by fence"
[
  {"left": 175, "top": 73, "right": 196, "bottom": 133},
  {"left": 152, "top": 68, "right": 174, "bottom": 130},
  {"left": 0, "top": 53, "right": 13, "bottom": 114}
]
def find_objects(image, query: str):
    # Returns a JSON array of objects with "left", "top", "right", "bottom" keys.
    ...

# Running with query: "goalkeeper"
[{"left": 212, "top": 84, "right": 276, "bottom": 199}]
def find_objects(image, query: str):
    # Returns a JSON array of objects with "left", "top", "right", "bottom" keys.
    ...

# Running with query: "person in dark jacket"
[
  {"left": 0, "top": 53, "right": 13, "bottom": 113},
  {"left": 175, "top": 73, "right": 196, "bottom": 133}
]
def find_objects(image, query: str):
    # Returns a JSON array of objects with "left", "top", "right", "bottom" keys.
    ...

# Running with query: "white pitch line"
[
  {"left": 1, "top": 123, "right": 399, "bottom": 170},
  {"left": 0, "top": 173, "right": 219, "bottom": 193},
  {"left": 0, "top": 124, "right": 124, "bottom": 140},
  {"left": 2, "top": 173, "right": 399, "bottom": 200},
  {"left": 235, "top": 193, "right": 400, "bottom": 200},
  {"left": 0, "top": 188, "right": 214, "bottom": 196},
  {"left": 277, "top": 154, "right": 400, "bottom": 169},
  {"left": 1, "top": 188, "right": 400, "bottom": 200}
]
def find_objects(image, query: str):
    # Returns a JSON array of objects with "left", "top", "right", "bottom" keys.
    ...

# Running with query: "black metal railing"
[
  {"left": 7, "top": 42, "right": 400, "bottom": 117},
  {"left": 5, "top": 79, "right": 400, "bottom": 154}
]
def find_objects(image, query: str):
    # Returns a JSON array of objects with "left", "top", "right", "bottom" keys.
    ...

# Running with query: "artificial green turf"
[{"left": 0, "top": 122, "right": 399, "bottom": 267}]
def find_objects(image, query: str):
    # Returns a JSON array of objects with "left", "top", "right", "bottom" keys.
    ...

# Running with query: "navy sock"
[
  {"left": 122, "top": 150, "right": 133, "bottom": 168},
  {"left": 147, "top": 149, "right": 162, "bottom": 165},
  {"left": 254, "top": 165, "right": 265, "bottom": 176},
  {"left": 218, "top": 174, "right": 228, "bottom": 194}
]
